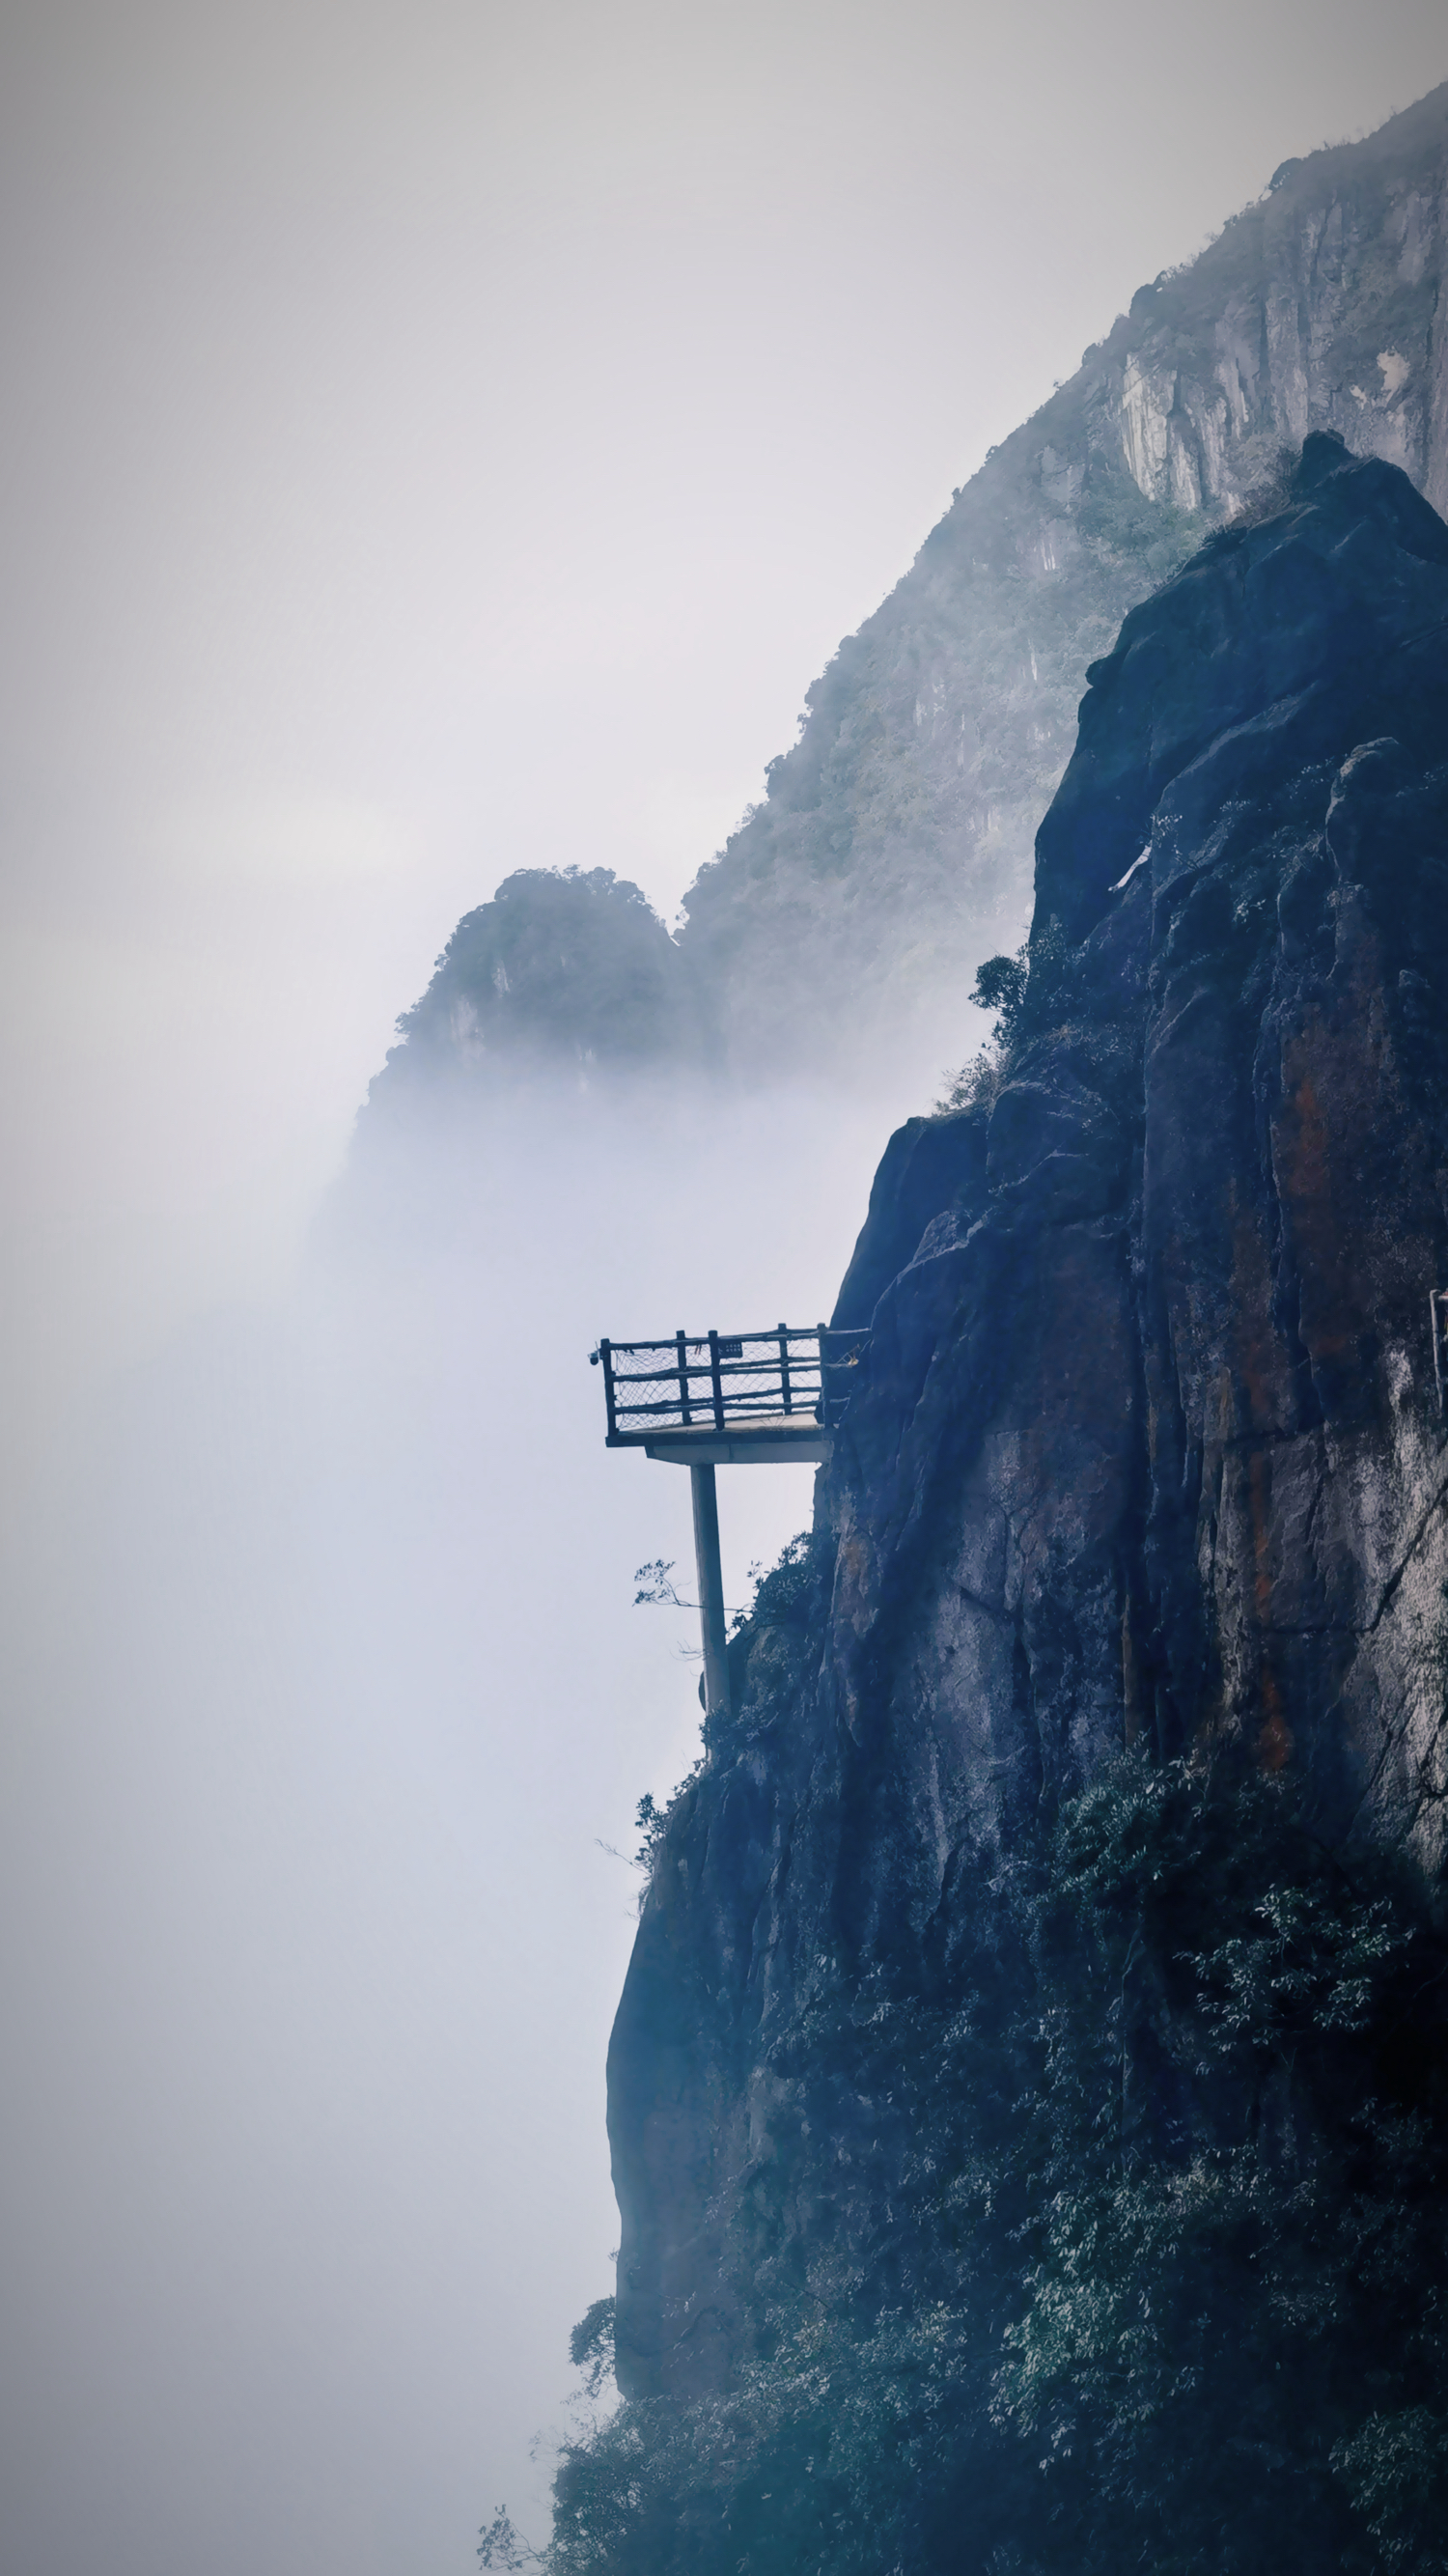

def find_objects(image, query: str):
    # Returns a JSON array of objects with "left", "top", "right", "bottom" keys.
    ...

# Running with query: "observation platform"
[
  {"left": 590, "top": 1321, "right": 872, "bottom": 1722},
  {"left": 633, "top": 1414, "right": 832, "bottom": 1467},
  {"left": 592, "top": 1323, "right": 869, "bottom": 1466}
]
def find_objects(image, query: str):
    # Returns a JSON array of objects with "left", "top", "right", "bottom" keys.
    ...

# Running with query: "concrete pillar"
[{"left": 690, "top": 1462, "right": 731, "bottom": 1720}]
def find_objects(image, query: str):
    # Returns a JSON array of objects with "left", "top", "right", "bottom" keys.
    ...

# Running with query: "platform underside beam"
[{"left": 645, "top": 1428, "right": 831, "bottom": 1467}]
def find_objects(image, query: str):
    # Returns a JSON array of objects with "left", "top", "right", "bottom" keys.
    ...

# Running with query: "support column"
[{"left": 690, "top": 1462, "right": 731, "bottom": 1720}]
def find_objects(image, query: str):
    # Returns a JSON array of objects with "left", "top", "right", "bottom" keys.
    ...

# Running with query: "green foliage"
[
  {"left": 969, "top": 950, "right": 1029, "bottom": 1032},
  {"left": 933, "top": 1045, "right": 1005, "bottom": 1113},
  {"left": 632, "top": 1560, "right": 690, "bottom": 1610},
  {"left": 630, "top": 1796, "right": 664, "bottom": 1873},
  {"left": 547, "top": 1755, "right": 1448, "bottom": 2573},
  {"left": 1332, "top": 2409, "right": 1448, "bottom": 2574},
  {"left": 937, "top": 944, "right": 1031, "bottom": 1107},
  {"left": 570, "top": 2300, "right": 618, "bottom": 2401},
  {"left": 479, "top": 2506, "right": 543, "bottom": 2569},
  {"left": 734, "top": 1531, "right": 817, "bottom": 1635}
]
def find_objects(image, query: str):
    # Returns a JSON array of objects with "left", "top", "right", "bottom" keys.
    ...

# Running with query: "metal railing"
[{"left": 591, "top": 1323, "right": 870, "bottom": 1443}]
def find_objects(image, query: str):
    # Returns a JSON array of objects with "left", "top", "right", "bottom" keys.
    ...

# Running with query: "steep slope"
[
  {"left": 560, "top": 440, "right": 1448, "bottom": 2573},
  {"left": 390, "top": 88, "right": 1448, "bottom": 1104},
  {"left": 682, "top": 85, "right": 1448, "bottom": 1068}
]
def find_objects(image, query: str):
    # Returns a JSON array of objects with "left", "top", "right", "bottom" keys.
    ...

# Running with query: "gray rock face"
[{"left": 607, "top": 438, "right": 1448, "bottom": 2404}]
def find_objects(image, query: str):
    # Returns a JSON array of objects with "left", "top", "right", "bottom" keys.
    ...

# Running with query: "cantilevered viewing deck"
[
  {"left": 591, "top": 1325, "right": 870, "bottom": 1464},
  {"left": 589, "top": 1321, "right": 871, "bottom": 1720}
]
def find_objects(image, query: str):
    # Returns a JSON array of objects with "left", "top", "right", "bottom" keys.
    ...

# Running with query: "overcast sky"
[
  {"left": 3, "top": 6, "right": 1447, "bottom": 2573},
  {"left": 3, "top": 0, "right": 1445, "bottom": 1435}
]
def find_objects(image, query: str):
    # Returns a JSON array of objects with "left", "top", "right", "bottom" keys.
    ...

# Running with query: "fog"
[
  {"left": 2, "top": 3, "right": 1445, "bottom": 2569},
  {"left": 1, "top": 1077, "right": 886, "bottom": 2566}
]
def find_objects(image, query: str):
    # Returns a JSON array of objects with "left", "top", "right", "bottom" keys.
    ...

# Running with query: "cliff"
[
  {"left": 559, "top": 440, "right": 1448, "bottom": 2573},
  {"left": 389, "top": 87, "right": 1448, "bottom": 1101}
]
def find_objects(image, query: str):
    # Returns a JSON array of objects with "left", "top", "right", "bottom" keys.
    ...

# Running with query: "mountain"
[
  {"left": 547, "top": 440, "right": 1448, "bottom": 2573},
  {"left": 383, "top": 87, "right": 1448, "bottom": 1106}
]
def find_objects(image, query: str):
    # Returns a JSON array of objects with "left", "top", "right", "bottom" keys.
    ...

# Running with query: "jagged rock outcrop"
[
  {"left": 385, "top": 89, "right": 1448, "bottom": 1105},
  {"left": 606, "top": 436, "right": 1448, "bottom": 2420}
]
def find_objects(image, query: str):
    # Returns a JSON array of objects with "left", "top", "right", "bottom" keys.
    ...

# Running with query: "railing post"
[
  {"left": 778, "top": 1322, "right": 792, "bottom": 1414},
  {"left": 708, "top": 1329, "right": 725, "bottom": 1432},
  {"left": 677, "top": 1329, "right": 692, "bottom": 1425},
  {"left": 599, "top": 1338, "right": 617, "bottom": 1438},
  {"left": 817, "top": 1320, "right": 829, "bottom": 1425},
  {"left": 690, "top": 1461, "right": 731, "bottom": 1720}
]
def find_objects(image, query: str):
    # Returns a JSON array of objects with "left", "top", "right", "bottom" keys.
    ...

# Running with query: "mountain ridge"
[{"left": 377, "top": 84, "right": 1448, "bottom": 1111}]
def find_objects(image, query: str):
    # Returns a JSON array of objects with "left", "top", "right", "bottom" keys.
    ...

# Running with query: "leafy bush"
[
  {"left": 934, "top": 1046, "right": 1007, "bottom": 1113},
  {"left": 734, "top": 1531, "right": 818, "bottom": 1634},
  {"left": 969, "top": 949, "right": 1029, "bottom": 1032},
  {"left": 936, "top": 944, "right": 1031, "bottom": 1106}
]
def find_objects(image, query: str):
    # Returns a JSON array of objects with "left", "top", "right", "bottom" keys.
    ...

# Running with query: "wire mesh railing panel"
[{"left": 592, "top": 1323, "right": 871, "bottom": 1439}]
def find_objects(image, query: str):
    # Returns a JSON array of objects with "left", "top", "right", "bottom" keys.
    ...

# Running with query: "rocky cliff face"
[
  {"left": 389, "top": 90, "right": 1448, "bottom": 1106},
  {"left": 604, "top": 437, "right": 1448, "bottom": 2480}
]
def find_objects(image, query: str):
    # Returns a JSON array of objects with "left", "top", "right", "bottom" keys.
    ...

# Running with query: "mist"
[
  {"left": 2, "top": 1073, "right": 893, "bottom": 2565},
  {"left": 4, "top": 2, "right": 1447, "bottom": 2570}
]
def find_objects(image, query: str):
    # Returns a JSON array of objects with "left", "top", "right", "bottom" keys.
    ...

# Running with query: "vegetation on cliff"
[{"left": 543, "top": 1750, "right": 1448, "bottom": 2576}]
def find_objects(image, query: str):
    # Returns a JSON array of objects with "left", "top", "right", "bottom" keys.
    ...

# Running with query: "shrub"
[{"left": 546, "top": 1755, "right": 1448, "bottom": 2574}]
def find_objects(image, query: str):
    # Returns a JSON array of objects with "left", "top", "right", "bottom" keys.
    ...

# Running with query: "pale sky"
[
  {"left": 3, "top": 6, "right": 1447, "bottom": 2571},
  {"left": 4, "top": 0, "right": 1446, "bottom": 1427}
]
